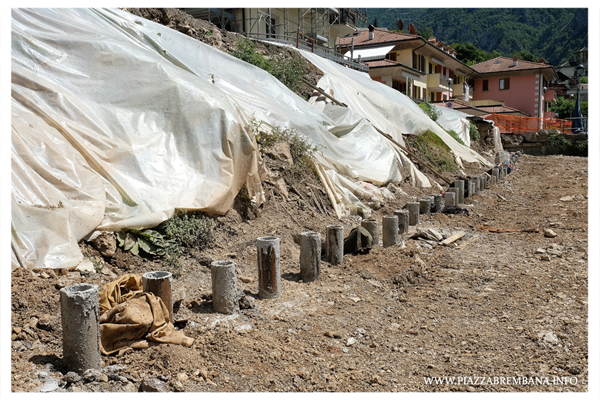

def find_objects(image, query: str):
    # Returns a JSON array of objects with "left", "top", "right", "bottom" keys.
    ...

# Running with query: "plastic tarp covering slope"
[
  {"left": 11, "top": 8, "right": 265, "bottom": 270},
  {"left": 11, "top": 8, "right": 417, "bottom": 270},
  {"left": 433, "top": 104, "right": 472, "bottom": 148},
  {"left": 300, "top": 50, "right": 492, "bottom": 168}
]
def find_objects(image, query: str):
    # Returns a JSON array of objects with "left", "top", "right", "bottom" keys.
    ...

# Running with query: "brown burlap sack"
[{"left": 99, "top": 292, "right": 194, "bottom": 355}]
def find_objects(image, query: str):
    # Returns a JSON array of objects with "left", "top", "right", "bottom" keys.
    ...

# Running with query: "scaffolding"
[{"left": 181, "top": 8, "right": 368, "bottom": 71}]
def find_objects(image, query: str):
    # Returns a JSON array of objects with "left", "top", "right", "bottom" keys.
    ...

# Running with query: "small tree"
[
  {"left": 418, "top": 102, "right": 441, "bottom": 122},
  {"left": 549, "top": 97, "right": 588, "bottom": 119}
]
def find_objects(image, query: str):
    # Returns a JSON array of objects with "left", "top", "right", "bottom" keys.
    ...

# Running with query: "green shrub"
[
  {"left": 405, "top": 130, "right": 458, "bottom": 173},
  {"left": 446, "top": 129, "right": 466, "bottom": 146},
  {"left": 548, "top": 133, "right": 587, "bottom": 157},
  {"left": 160, "top": 210, "right": 213, "bottom": 250},
  {"left": 418, "top": 102, "right": 442, "bottom": 122},
  {"left": 231, "top": 37, "right": 304, "bottom": 94},
  {"left": 116, "top": 210, "right": 214, "bottom": 276},
  {"left": 249, "top": 119, "right": 320, "bottom": 183},
  {"left": 469, "top": 122, "right": 480, "bottom": 141}
]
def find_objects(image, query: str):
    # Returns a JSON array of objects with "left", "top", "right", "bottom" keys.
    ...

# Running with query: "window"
[
  {"left": 482, "top": 80, "right": 489, "bottom": 91},
  {"left": 389, "top": 52, "right": 397, "bottom": 62},
  {"left": 431, "top": 92, "right": 435, "bottom": 102},
  {"left": 413, "top": 52, "right": 425, "bottom": 72},
  {"left": 429, "top": 63, "right": 433, "bottom": 74},
  {"left": 499, "top": 78, "right": 510, "bottom": 90},
  {"left": 443, "top": 67, "right": 446, "bottom": 76}
]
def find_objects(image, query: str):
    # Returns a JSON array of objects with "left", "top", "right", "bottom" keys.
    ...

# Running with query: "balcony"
[
  {"left": 427, "top": 73, "right": 453, "bottom": 92},
  {"left": 452, "top": 83, "right": 473, "bottom": 101}
]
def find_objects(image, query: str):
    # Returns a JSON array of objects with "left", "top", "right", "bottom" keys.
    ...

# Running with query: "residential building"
[
  {"left": 470, "top": 56, "right": 559, "bottom": 122},
  {"left": 180, "top": 8, "right": 368, "bottom": 70},
  {"left": 336, "top": 26, "right": 475, "bottom": 103},
  {"left": 556, "top": 47, "right": 588, "bottom": 79}
]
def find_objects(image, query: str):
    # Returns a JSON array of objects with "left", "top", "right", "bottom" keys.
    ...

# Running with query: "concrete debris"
[
  {"left": 64, "top": 371, "right": 82, "bottom": 383},
  {"left": 346, "top": 337, "right": 356, "bottom": 346},
  {"left": 177, "top": 372, "right": 189, "bottom": 382},
  {"left": 543, "top": 228, "right": 558, "bottom": 238},
  {"left": 83, "top": 369, "right": 105, "bottom": 383},
  {"left": 239, "top": 295, "right": 256, "bottom": 310},
  {"left": 546, "top": 248, "right": 563, "bottom": 257},
  {"left": 39, "top": 378, "right": 60, "bottom": 392},
  {"left": 559, "top": 196, "right": 573, "bottom": 202},
  {"left": 538, "top": 331, "right": 559, "bottom": 344},
  {"left": 141, "top": 377, "right": 167, "bottom": 392}
]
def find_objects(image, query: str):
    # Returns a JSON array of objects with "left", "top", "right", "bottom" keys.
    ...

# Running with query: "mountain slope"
[{"left": 363, "top": 8, "right": 588, "bottom": 66}]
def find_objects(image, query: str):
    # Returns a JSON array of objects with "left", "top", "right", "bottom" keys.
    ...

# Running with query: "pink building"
[{"left": 470, "top": 57, "right": 558, "bottom": 121}]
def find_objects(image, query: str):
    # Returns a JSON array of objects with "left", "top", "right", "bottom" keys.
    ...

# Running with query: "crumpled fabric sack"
[
  {"left": 99, "top": 273, "right": 143, "bottom": 315},
  {"left": 343, "top": 226, "right": 373, "bottom": 254},
  {"left": 99, "top": 292, "right": 194, "bottom": 356}
]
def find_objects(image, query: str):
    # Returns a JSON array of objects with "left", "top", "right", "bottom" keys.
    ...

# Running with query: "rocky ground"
[
  {"left": 10, "top": 7, "right": 589, "bottom": 394},
  {"left": 10, "top": 153, "right": 588, "bottom": 392}
]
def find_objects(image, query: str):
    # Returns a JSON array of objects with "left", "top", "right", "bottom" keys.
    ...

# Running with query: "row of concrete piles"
[{"left": 59, "top": 165, "right": 511, "bottom": 374}]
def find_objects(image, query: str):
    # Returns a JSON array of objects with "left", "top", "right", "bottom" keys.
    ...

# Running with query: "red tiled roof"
[
  {"left": 471, "top": 56, "right": 553, "bottom": 74},
  {"left": 337, "top": 28, "right": 418, "bottom": 47}
]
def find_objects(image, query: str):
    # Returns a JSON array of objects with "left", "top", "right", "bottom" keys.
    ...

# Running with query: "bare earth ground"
[{"left": 11, "top": 154, "right": 588, "bottom": 392}]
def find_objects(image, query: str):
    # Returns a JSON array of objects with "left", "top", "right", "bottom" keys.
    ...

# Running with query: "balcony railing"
[
  {"left": 452, "top": 83, "right": 473, "bottom": 99},
  {"left": 426, "top": 73, "right": 453, "bottom": 92}
]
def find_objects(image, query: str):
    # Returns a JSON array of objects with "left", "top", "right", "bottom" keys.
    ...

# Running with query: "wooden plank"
[{"left": 441, "top": 231, "right": 465, "bottom": 246}]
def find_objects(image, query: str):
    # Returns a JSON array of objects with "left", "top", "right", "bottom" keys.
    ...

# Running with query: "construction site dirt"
[
  {"left": 10, "top": 8, "right": 588, "bottom": 394},
  {"left": 10, "top": 153, "right": 588, "bottom": 392}
]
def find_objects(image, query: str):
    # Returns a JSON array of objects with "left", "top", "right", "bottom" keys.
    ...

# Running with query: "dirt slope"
[{"left": 11, "top": 154, "right": 588, "bottom": 392}]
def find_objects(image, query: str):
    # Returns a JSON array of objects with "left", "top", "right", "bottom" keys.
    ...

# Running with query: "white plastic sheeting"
[
  {"left": 300, "top": 50, "right": 493, "bottom": 169},
  {"left": 11, "top": 8, "right": 264, "bottom": 270},
  {"left": 11, "top": 8, "right": 426, "bottom": 270},
  {"left": 433, "top": 104, "right": 472, "bottom": 148}
]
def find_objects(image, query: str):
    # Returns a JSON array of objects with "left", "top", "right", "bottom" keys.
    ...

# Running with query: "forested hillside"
[{"left": 363, "top": 8, "right": 588, "bottom": 66}]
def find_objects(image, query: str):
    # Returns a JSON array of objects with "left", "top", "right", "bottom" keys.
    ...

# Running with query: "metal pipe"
[
  {"left": 142, "top": 271, "right": 173, "bottom": 322},
  {"left": 326, "top": 225, "right": 344, "bottom": 265},
  {"left": 257, "top": 236, "right": 281, "bottom": 299}
]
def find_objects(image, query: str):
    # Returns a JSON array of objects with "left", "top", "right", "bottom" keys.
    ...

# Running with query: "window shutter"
[{"left": 506, "top": 78, "right": 510, "bottom": 90}]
